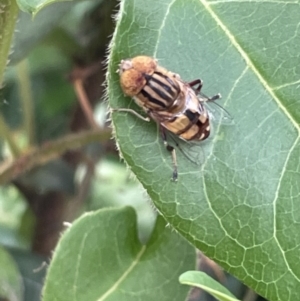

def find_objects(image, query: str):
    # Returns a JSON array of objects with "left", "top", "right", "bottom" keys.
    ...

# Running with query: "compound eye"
[{"left": 120, "top": 69, "right": 146, "bottom": 97}]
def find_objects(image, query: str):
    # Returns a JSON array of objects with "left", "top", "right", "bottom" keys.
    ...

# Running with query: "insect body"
[{"left": 115, "top": 55, "right": 224, "bottom": 180}]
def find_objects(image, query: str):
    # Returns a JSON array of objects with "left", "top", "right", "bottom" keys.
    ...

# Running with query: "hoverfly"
[{"left": 113, "top": 55, "right": 231, "bottom": 181}]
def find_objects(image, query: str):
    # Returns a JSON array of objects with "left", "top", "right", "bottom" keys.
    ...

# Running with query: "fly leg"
[
  {"left": 111, "top": 108, "right": 150, "bottom": 122},
  {"left": 188, "top": 79, "right": 203, "bottom": 94},
  {"left": 188, "top": 79, "right": 221, "bottom": 102},
  {"left": 207, "top": 93, "right": 221, "bottom": 102},
  {"left": 160, "top": 126, "right": 178, "bottom": 181}
]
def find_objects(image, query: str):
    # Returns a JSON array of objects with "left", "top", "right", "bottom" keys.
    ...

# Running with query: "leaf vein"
[
  {"left": 210, "top": 0, "right": 298, "bottom": 4},
  {"left": 273, "top": 79, "right": 300, "bottom": 90},
  {"left": 273, "top": 135, "right": 300, "bottom": 281},
  {"left": 153, "top": 0, "right": 177, "bottom": 57},
  {"left": 73, "top": 232, "right": 89, "bottom": 301},
  {"left": 200, "top": 0, "right": 300, "bottom": 132},
  {"left": 97, "top": 246, "right": 147, "bottom": 301}
]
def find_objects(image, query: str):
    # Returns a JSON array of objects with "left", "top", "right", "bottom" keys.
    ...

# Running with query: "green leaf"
[
  {"left": 0, "top": 246, "right": 23, "bottom": 300},
  {"left": 107, "top": 1, "right": 300, "bottom": 301},
  {"left": 179, "top": 271, "right": 240, "bottom": 301},
  {"left": 10, "top": 2, "right": 79, "bottom": 64},
  {"left": 16, "top": 0, "right": 73, "bottom": 16},
  {"left": 42, "top": 207, "right": 196, "bottom": 301}
]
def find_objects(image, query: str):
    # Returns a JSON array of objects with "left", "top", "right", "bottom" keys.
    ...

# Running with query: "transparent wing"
[
  {"left": 166, "top": 131, "right": 205, "bottom": 166},
  {"left": 203, "top": 99, "right": 234, "bottom": 126}
]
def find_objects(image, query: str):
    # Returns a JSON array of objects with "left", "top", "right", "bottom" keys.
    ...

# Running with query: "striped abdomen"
[{"left": 162, "top": 100, "right": 210, "bottom": 141}]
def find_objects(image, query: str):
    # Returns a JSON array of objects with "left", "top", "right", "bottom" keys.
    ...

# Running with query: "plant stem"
[
  {"left": 17, "top": 59, "right": 35, "bottom": 145},
  {"left": 0, "top": 0, "right": 20, "bottom": 156},
  {"left": 0, "top": 0, "right": 19, "bottom": 86},
  {"left": 0, "top": 112, "right": 20, "bottom": 157}
]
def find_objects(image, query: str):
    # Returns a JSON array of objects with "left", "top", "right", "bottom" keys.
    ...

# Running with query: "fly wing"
[
  {"left": 165, "top": 131, "right": 205, "bottom": 166},
  {"left": 203, "top": 100, "right": 234, "bottom": 126}
]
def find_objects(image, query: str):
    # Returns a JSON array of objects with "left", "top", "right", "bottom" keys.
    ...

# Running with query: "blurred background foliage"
[
  {"left": 0, "top": 0, "right": 156, "bottom": 299},
  {"left": 0, "top": 0, "right": 268, "bottom": 300}
]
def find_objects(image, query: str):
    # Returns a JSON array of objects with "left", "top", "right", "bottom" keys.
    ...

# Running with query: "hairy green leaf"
[
  {"left": 107, "top": 1, "right": 300, "bottom": 301},
  {"left": 42, "top": 207, "right": 196, "bottom": 301}
]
